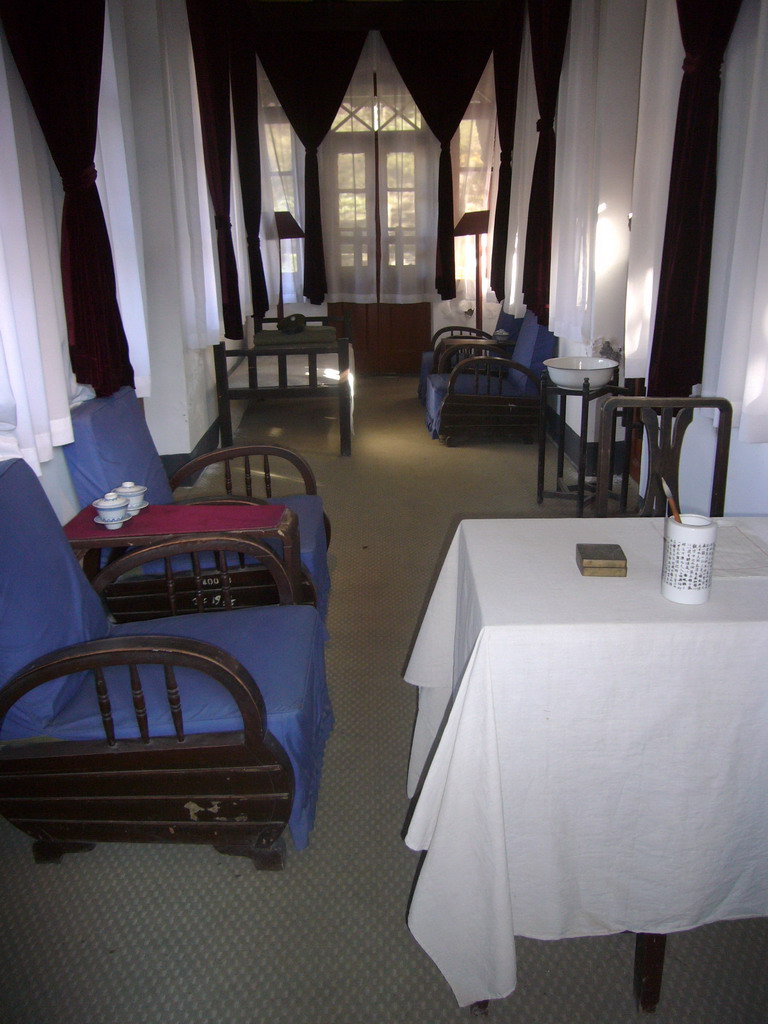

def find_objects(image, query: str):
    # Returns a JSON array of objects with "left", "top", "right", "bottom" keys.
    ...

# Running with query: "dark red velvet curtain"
[
  {"left": 521, "top": 0, "right": 571, "bottom": 324},
  {"left": 490, "top": 2, "right": 525, "bottom": 303},
  {"left": 253, "top": 30, "right": 367, "bottom": 305},
  {"left": 381, "top": 27, "right": 496, "bottom": 299},
  {"left": 647, "top": 0, "right": 742, "bottom": 396},
  {"left": 229, "top": 5, "right": 269, "bottom": 320},
  {"left": 0, "top": 0, "right": 134, "bottom": 396},
  {"left": 186, "top": 0, "right": 243, "bottom": 340}
]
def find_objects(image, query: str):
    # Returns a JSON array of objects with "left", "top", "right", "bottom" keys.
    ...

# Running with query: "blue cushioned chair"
[
  {"left": 417, "top": 313, "right": 525, "bottom": 405},
  {"left": 0, "top": 458, "right": 333, "bottom": 867},
  {"left": 425, "top": 313, "right": 557, "bottom": 442},
  {"left": 63, "top": 387, "right": 330, "bottom": 620}
]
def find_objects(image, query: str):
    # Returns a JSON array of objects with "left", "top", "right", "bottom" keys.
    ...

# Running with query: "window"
[{"left": 259, "top": 35, "right": 496, "bottom": 308}]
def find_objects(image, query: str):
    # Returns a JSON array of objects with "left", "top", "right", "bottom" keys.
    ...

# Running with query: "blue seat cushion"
[
  {"left": 49, "top": 604, "right": 332, "bottom": 850},
  {"left": 0, "top": 460, "right": 110, "bottom": 739},
  {"left": 508, "top": 309, "right": 539, "bottom": 389},
  {"left": 64, "top": 387, "right": 175, "bottom": 506},
  {"left": 530, "top": 324, "right": 558, "bottom": 381}
]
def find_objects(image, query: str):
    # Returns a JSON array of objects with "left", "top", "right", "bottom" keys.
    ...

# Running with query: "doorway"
[{"left": 328, "top": 301, "right": 431, "bottom": 375}]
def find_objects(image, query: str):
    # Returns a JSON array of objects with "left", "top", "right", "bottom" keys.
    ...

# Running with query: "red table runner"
[{"left": 65, "top": 502, "right": 287, "bottom": 542}]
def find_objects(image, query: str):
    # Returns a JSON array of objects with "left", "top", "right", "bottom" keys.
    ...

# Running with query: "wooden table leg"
[
  {"left": 338, "top": 337, "right": 352, "bottom": 456},
  {"left": 470, "top": 1000, "right": 490, "bottom": 1016},
  {"left": 634, "top": 933, "right": 667, "bottom": 1012},
  {"left": 214, "top": 341, "right": 234, "bottom": 447}
]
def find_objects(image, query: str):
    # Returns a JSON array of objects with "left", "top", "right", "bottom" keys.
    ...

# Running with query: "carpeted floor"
[{"left": 1, "top": 376, "right": 766, "bottom": 1023}]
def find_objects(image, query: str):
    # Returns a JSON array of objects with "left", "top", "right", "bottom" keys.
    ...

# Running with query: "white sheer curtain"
[
  {"left": 0, "top": 2, "right": 163, "bottom": 472},
  {"left": 703, "top": 0, "right": 768, "bottom": 442},
  {"left": 320, "top": 35, "right": 377, "bottom": 304},
  {"left": 623, "top": 0, "right": 683, "bottom": 380},
  {"left": 161, "top": 0, "right": 221, "bottom": 347},
  {"left": 549, "top": 0, "right": 599, "bottom": 349},
  {"left": 229, "top": 114, "right": 253, "bottom": 322},
  {"left": 258, "top": 58, "right": 306, "bottom": 314},
  {"left": 97, "top": 1, "right": 151, "bottom": 392},
  {"left": 503, "top": 20, "right": 539, "bottom": 317},
  {"left": 376, "top": 36, "right": 440, "bottom": 304},
  {"left": 452, "top": 56, "right": 497, "bottom": 308},
  {"left": 0, "top": 29, "right": 76, "bottom": 471}
]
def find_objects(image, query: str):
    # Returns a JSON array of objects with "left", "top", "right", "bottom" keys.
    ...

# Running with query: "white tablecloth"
[{"left": 404, "top": 517, "right": 768, "bottom": 1006}]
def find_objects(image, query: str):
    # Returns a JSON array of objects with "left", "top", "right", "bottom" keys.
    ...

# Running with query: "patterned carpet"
[{"left": 1, "top": 376, "right": 766, "bottom": 1023}]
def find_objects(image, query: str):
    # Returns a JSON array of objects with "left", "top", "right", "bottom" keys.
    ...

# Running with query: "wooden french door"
[{"left": 328, "top": 301, "right": 431, "bottom": 376}]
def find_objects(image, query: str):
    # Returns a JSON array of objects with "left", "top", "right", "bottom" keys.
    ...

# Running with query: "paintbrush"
[{"left": 661, "top": 477, "right": 682, "bottom": 523}]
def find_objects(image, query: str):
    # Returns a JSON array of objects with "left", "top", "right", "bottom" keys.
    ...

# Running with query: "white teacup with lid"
[
  {"left": 93, "top": 491, "right": 130, "bottom": 529},
  {"left": 115, "top": 481, "right": 148, "bottom": 514}
]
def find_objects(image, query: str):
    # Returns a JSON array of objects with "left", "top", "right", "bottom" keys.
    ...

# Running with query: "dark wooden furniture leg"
[
  {"left": 460, "top": 933, "right": 666, "bottom": 1015},
  {"left": 338, "top": 336, "right": 352, "bottom": 456},
  {"left": 634, "top": 933, "right": 667, "bottom": 1012},
  {"left": 32, "top": 840, "right": 96, "bottom": 863},
  {"left": 214, "top": 340, "right": 234, "bottom": 447}
]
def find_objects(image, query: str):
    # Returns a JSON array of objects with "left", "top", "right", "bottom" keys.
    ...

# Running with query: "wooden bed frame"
[{"left": 213, "top": 316, "right": 352, "bottom": 455}]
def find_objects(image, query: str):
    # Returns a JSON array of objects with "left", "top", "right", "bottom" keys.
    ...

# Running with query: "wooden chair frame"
[
  {"left": 90, "top": 534, "right": 307, "bottom": 622},
  {"left": 169, "top": 443, "right": 331, "bottom": 548},
  {"left": 437, "top": 356, "right": 542, "bottom": 447},
  {"left": 595, "top": 396, "right": 732, "bottom": 517},
  {"left": 0, "top": 635, "right": 294, "bottom": 870}
]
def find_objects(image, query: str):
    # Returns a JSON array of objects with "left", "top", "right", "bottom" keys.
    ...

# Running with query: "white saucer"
[
  {"left": 94, "top": 513, "right": 131, "bottom": 530},
  {"left": 126, "top": 500, "right": 149, "bottom": 516}
]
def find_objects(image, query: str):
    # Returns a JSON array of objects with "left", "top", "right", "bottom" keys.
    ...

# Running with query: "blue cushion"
[
  {"left": 528, "top": 325, "right": 558, "bottom": 388},
  {"left": 417, "top": 351, "right": 435, "bottom": 405},
  {"left": 64, "top": 387, "right": 175, "bottom": 506},
  {"left": 425, "top": 374, "right": 451, "bottom": 438},
  {"left": 508, "top": 309, "right": 539, "bottom": 389},
  {"left": 0, "top": 459, "right": 110, "bottom": 739},
  {"left": 493, "top": 311, "right": 524, "bottom": 344},
  {"left": 50, "top": 604, "right": 332, "bottom": 850}
]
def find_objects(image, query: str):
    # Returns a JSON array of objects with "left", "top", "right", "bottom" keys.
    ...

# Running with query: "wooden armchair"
[
  {"left": 0, "top": 458, "right": 333, "bottom": 868},
  {"left": 418, "top": 327, "right": 495, "bottom": 404},
  {"left": 62, "top": 386, "right": 331, "bottom": 619},
  {"left": 427, "top": 356, "right": 543, "bottom": 446}
]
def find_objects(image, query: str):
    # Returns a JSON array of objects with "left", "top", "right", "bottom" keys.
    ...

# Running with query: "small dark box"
[{"left": 576, "top": 543, "right": 627, "bottom": 577}]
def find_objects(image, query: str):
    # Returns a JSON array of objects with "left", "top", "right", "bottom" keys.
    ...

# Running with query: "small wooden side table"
[
  {"left": 64, "top": 502, "right": 302, "bottom": 597},
  {"left": 537, "top": 373, "right": 628, "bottom": 517}
]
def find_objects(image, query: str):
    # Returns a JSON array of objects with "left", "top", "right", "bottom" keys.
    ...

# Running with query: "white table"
[{"left": 404, "top": 517, "right": 768, "bottom": 1007}]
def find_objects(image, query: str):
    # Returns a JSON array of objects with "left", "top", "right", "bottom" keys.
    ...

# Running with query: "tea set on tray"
[{"left": 92, "top": 481, "right": 148, "bottom": 529}]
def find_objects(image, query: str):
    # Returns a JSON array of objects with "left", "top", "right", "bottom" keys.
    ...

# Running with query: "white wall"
[{"left": 680, "top": 419, "right": 768, "bottom": 516}]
